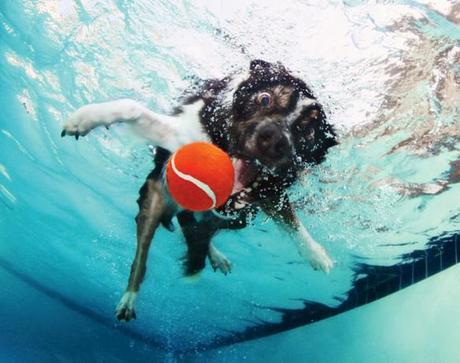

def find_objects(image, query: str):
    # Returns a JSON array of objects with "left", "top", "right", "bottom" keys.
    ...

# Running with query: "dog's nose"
[{"left": 256, "top": 124, "right": 290, "bottom": 159}]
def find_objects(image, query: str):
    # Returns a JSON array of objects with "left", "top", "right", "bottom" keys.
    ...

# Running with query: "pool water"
[{"left": 0, "top": 1, "right": 459, "bottom": 361}]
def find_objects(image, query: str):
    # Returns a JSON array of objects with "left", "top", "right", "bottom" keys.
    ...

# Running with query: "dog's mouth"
[
  {"left": 232, "top": 158, "right": 259, "bottom": 195},
  {"left": 219, "top": 156, "right": 290, "bottom": 213},
  {"left": 211, "top": 158, "right": 260, "bottom": 213}
]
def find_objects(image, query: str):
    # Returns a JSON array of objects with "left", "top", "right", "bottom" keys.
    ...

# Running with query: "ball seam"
[{"left": 170, "top": 152, "right": 217, "bottom": 209}]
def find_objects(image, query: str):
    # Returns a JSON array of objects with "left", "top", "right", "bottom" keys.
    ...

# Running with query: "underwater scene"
[{"left": 1, "top": 0, "right": 459, "bottom": 362}]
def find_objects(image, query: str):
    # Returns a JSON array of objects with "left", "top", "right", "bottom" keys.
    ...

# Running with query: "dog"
[{"left": 61, "top": 59, "right": 338, "bottom": 322}]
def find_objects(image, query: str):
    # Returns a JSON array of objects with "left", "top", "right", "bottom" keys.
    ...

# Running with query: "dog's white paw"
[
  {"left": 304, "top": 243, "right": 334, "bottom": 274},
  {"left": 208, "top": 246, "right": 232, "bottom": 275},
  {"left": 61, "top": 104, "right": 104, "bottom": 139},
  {"left": 116, "top": 291, "right": 137, "bottom": 322}
]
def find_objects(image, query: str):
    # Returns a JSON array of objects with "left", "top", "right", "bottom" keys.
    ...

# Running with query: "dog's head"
[{"left": 229, "top": 60, "right": 337, "bottom": 193}]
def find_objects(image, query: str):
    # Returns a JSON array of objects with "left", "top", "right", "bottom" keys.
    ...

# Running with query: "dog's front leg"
[
  {"left": 61, "top": 99, "right": 185, "bottom": 150},
  {"left": 116, "top": 176, "right": 168, "bottom": 322},
  {"left": 293, "top": 221, "right": 333, "bottom": 273},
  {"left": 261, "top": 196, "right": 333, "bottom": 274}
]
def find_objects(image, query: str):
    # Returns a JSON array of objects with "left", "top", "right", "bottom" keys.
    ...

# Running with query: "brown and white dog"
[{"left": 61, "top": 60, "right": 337, "bottom": 322}]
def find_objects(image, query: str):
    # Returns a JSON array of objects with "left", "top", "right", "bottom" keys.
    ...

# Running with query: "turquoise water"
[{"left": 1, "top": 1, "right": 459, "bottom": 361}]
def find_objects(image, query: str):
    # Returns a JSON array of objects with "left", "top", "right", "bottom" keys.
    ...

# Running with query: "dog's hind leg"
[
  {"left": 177, "top": 211, "right": 216, "bottom": 276},
  {"left": 208, "top": 242, "right": 232, "bottom": 275},
  {"left": 177, "top": 211, "right": 246, "bottom": 275},
  {"left": 116, "top": 174, "right": 170, "bottom": 322}
]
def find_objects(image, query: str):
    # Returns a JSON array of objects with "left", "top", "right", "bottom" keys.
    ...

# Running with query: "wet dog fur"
[{"left": 62, "top": 60, "right": 337, "bottom": 321}]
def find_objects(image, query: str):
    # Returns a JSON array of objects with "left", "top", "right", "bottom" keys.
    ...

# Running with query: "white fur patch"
[
  {"left": 116, "top": 291, "right": 137, "bottom": 311},
  {"left": 64, "top": 98, "right": 211, "bottom": 151},
  {"left": 286, "top": 97, "right": 317, "bottom": 126},
  {"left": 208, "top": 243, "right": 232, "bottom": 275},
  {"left": 173, "top": 100, "right": 211, "bottom": 146},
  {"left": 295, "top": 223, "right": 334, "bottom": 273}
]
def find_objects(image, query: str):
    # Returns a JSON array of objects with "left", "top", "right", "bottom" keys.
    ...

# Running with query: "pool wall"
[{"left": 2, "top": 262, "right": 459, "bottom": 362}]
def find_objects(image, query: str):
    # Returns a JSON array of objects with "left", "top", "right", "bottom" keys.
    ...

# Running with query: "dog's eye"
[{"left": 257, "top": 92, "right": 272, "bottom": 107}]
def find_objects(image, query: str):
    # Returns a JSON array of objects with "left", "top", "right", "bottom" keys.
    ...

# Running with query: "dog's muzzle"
[{"left": 255, "top": 123, "right": 291, "bottom": 161}]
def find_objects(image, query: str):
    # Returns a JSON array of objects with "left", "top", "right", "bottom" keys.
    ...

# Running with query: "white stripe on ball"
[{"left": 170, "top": 152, "right": 217, "bottom": 209}]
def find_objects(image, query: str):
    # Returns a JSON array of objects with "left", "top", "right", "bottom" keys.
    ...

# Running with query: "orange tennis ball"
[{"left": 166, "top": 142, "right": 234, "bottom": 211}]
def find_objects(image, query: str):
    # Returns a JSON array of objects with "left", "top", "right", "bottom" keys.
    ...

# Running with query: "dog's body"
[{"left": 62, "top": 60, "right": 337, "bottom": 321}]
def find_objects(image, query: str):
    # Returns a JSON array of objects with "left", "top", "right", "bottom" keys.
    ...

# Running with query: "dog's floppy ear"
[{"left": 309, "top": 117, "right": 338, "bottom": 164}]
